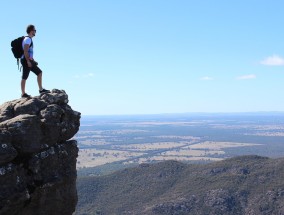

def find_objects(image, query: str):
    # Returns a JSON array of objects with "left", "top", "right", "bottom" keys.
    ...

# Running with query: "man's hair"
[{"left": 26, "top": 25, "right": 35, "bottom": 34}]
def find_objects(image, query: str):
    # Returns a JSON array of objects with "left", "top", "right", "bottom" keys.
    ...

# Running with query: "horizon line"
[{"left": 81, "top": 111, "right": 284, "bottom": 117}]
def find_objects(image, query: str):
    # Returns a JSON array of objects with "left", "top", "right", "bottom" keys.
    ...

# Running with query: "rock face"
[{"left": 0, "top": 89, "right": 80, "bottom": 215}]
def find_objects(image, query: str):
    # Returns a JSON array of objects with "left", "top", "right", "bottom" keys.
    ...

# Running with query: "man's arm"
[{"left": 23, "top": 44, "right": 32, "bottom": 68}]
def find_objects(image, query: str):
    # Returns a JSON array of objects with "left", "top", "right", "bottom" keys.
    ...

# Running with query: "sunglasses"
[{"left": 33, "top": 29, "right": 37, "bottom": 32}]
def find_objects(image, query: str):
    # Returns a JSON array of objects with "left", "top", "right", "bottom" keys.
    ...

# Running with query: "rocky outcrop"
[{"left": 0, "top": 89, "right": 80, "bottom": 215}]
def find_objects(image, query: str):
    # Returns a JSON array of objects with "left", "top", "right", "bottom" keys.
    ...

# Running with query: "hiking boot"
[
  {"left": 21, "top": 93, "right": 31, "bottom": 98},
  {"left": 39, "top": 89, "right": 50, "bottom": 94}
]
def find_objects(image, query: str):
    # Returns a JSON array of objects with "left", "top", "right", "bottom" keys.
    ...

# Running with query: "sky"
[{"left": 1, "top": 0, "right": 284, "bottom": 115}]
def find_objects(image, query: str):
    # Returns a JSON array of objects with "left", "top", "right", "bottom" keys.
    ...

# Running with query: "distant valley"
[
  {"left": 75, "top": 113, "right": 284, "bottom": 214},
  {"left": 75, "top": 113, "right": 284, "bottom": 176}
]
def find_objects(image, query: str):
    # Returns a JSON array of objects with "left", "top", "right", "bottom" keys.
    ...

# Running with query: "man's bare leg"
[
  {"left": 21, "top": 79, "right": 26, "bottom": 95},
  {"left": 37, "top": 72, "right": 43, "bottom": 91}
]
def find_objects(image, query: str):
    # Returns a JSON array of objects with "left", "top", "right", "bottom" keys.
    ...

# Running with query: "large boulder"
[{"left": 0, "top": 89, "right": 80, "bottom": 215}]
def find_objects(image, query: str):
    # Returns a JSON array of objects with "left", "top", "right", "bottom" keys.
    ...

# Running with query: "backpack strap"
[{"left": 24, "top": 36, "right": 33, "bottom": 48}]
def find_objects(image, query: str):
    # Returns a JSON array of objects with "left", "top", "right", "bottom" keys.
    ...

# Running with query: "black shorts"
[{"left": 20, "top": 58, "right": 42, "bottom": 80}]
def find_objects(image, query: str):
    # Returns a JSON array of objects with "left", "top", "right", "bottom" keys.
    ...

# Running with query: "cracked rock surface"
[{"left": 0, "top": 89, "right": 80, "bottom": 215}]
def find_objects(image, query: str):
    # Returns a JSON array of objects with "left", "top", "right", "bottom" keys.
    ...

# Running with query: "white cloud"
[
  {"left": 83, "top": 73, "right": 94, "bottom": 78},
  {"left": 236, "top": 74, "right": 256, "bottom": 80},
  {"left": 260, "top": 55, "right": 284, "bottom": 66},
  {"left": 200, "top": 76, "right": 214, "bottom": 81}
]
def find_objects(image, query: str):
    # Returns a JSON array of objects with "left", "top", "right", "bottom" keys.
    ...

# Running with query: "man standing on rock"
[{"left": 21, "top": 24, "right": 49, "bottom": 98}]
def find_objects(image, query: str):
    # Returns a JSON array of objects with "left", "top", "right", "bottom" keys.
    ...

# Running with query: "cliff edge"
[{"left": 0, "top": 89, "right": 80, "bottom": 215}]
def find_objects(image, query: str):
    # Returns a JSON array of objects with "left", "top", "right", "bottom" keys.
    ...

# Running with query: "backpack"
[{"left": 11, "top": 36, "right": 33, "bottom": 69}]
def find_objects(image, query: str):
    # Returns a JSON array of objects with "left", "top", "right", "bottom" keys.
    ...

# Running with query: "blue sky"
[{"left": 1, "top": 0, "right": 284, "bottom": 115}]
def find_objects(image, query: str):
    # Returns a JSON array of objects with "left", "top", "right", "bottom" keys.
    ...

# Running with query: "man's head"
[{"left": 26, "top": 24, "right": 36, "bottom": 37}]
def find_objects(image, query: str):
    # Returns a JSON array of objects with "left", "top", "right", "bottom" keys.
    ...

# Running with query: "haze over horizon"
[
  {"left": 80, "top": 111, "right": 284, "bottom": 117},
  {"left": 2, "top": 1, "right": 284, "bottom": 115}
]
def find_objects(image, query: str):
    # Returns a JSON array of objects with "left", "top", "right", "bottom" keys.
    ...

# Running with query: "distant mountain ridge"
[{"left": 76, "top": 155, "right": 284, "bottom": 215}]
